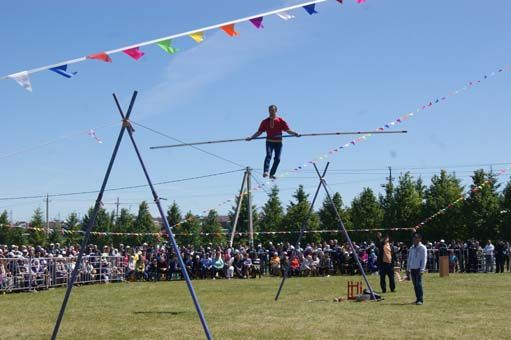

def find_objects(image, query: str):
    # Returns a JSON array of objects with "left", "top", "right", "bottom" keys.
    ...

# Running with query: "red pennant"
[
  {"left": 220, "top": 24, "right": 239, "bottom": 37},
  {"left": 87, "top": 52, "right": 112, "bottom": 63}
]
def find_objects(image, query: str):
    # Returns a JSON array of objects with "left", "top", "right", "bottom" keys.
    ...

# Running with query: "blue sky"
[{"left": 1, "top": 0, "right": 510, "bottom": 222}]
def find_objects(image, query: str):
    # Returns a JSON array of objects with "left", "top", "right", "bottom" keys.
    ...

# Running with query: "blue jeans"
[
  {"left": 410, "top": 269, "right": 424, "bottom": 303},
  {"left": 264, "top": 142, "right": 282, "bottom": 176}
]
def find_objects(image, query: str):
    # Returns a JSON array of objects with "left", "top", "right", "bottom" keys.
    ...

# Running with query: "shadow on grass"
[
  {"left": 133, "top": 311, "right": 185, "bottom": 315},
  {"left": 380, "top": 302, "right": 417, "bottom": 306}
]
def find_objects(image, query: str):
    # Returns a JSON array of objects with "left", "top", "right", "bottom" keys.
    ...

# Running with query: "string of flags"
[
  {"left": 2, "top": 0, "right": 369, "bottom": 92},
  {"left": 249, "top": 64, "right": 511, "bottom": 194},
  {"left": 0, "top": 223, "right": 413, "bottom": 238}
]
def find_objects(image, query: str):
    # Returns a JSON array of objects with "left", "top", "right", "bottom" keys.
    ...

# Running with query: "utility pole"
[
  {"left": 115, "top": 197, "right": 120, "bottom": 219},
  {"left": 229, "top": 171, "right": 248, "bottom": 247},
  {"left": 246, "top": 167, "right": 254, "bottom": 249},
  {"left": 46, "top": 193, "right": 50, "bottom": 234},
  {"left": 387, "top": 166, "right": 393, "bottom": 186}
]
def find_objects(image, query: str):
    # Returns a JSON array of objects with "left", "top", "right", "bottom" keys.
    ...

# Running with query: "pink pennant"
[{"left": 123, "top": 47, "right": 145, "bottom": 60}]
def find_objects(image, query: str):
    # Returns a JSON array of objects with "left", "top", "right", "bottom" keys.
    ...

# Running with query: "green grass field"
[{"left": 1, "top": 273, "right": 510, "bottom": 339}]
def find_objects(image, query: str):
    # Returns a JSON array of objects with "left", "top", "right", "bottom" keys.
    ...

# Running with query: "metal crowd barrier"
[{"left": 0, "top": 256, "right": 126, "bottom": 293}]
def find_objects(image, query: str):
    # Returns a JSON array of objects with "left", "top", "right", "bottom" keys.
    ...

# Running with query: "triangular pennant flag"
[
  {"left": 249, "top": 17, "right": 264, "bottom": 29},
  {"left": 7, "top": 71, "right": 32, "bottom": 92},
  {"left": 87, "top": 129, "right": 103, "bottom": 144},
  {"left": 303, "top": 4, "right": 318, "bottom": 15},
  {"left": 220, "top": 24, "right": 239, "bottom": 37},
  {"left": 189, "top": 32, "right": 204, "bottom": 43},
  {"left": 157, "top": 40, "right": 178, "bottom": 55},
  {"left": 276, "top": 11, "right": 295, "bottom": 20},
  {"left": 357, "top": 0, "right": 367, "bottom": 3},
  {"left": 87, "top": 52, "right": 112, "bottom": 63},
  {"left": 123, "top": 47, "right": 145, "bottom": 60},
  {"left": 49, "top": 64, "right": 77, "bottom": 78}
]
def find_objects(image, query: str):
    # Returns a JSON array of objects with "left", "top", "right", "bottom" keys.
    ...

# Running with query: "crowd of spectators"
[{"left": 1, "top": 238, "right": 510, "bottom": 293}]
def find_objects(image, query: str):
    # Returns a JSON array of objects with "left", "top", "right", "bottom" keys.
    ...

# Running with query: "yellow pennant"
[{"left": 189, "top": 31, "right": 204, "bottom": 43}]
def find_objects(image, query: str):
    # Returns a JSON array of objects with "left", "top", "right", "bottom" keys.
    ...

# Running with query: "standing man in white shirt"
[
  {"left": 407, "top": 233, "right": 427, "bottom": 305},
  {"left": 483, "top": 240, "right": 495, "bottom": 273}
]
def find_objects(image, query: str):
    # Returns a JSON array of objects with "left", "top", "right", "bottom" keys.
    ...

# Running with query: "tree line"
[{"left": 1, "top": 169, "right": 510, "bottom": 248}]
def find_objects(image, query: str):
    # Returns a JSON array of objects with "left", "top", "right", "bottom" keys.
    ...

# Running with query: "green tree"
[
  {"left": 28, "top": 208, "right": 46, "bottom": 247},
  {"left": 423, "top": 170, "right": 465, "bottom": 240},
  {"left": 167, "top": 201, "right": 182, "bottom": 227},
  {"left": 113, "top": 208, "right": 134, "bottom": 247},
  {"left": 0, "top": 210, "right": 13, "bottom": 245},
  {"left": 201, "top": 210, "right": 225, "bottom": 246},
  {"left": 464, "top": 170, "right": 501, "bottom": 240},
  {"left": 82, "top": 207, "right": 113, "bottom": 248},
  {"left": 259, "top": 186, "right": 284, "bottom": 244},
  {"left": 319, "top": 192, "right": 351, "bottom": 230},
  {"left": 500, "top": 178, "right": 511, "bottom": 240},
  {"left": 380, "top": 177, "right": 397, "bottom": 229},
  {"left": 48, "top": 220, "right": 63, "bottom": 245},
  {"left": 394, "top": 172, "right": 422, "bottom": 227},
  {"left": 351, "top": 188, "right": 384, "bottom": 241},
  {"left": 228, "top": 192, "right": 259, "bottom": 246},
  {"left": 176, "top": 211, "right": 201, "bottom": 248},
  {"left": 63, "top": 212, "right": 82, "bottom": 247},
  {"left": 133, "top": 201, "right": 157, "bottom": 245},
  {"left": 283, "top": 185, "right": 320, "bottom": 245}
]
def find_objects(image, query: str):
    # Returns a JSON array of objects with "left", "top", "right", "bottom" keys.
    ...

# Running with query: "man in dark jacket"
[
  {"left": 494, "top": 240, "right": 507, "bottom": 273},
  {"left": 377, "top": 235, "right": 396, "bottom": 293}
]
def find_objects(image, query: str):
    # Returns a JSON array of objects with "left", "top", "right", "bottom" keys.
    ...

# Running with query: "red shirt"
[{"left": 257, "top": 117, "right": 290, "bottom": 142}]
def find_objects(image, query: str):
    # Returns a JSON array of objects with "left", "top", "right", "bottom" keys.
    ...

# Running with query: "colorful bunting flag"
[
  {"left": 189, "top": 32, "right": 204, "bottom": 43},
  {"left": 220, "top": 24, "right": 239, "bottom": 37},
  {"left": 303, "top": 4, "right": 318, "bottom": 15},
  {"left": 249, "top": 17, "right": 264, "bottom": 29},
  {"left": 49, "top": 65, "right": 77, "bottom": 78},
  {"left": 123, "top": 47, "right": 145, "bottom": 60},
  {"left": 7, "top": 71, "right": 32, "bottom": 92},
  {"left": 87, "top": 52, "right": 112, "bottom": 63},
  {"left": 87, "top": 129, "right": 103, "bottom": 144},
  {"left": 276, "top": 11, "right": 295, "bottom": 20},
  {"left": 157, "top": 40, "right": 178, "bottom": 55}
]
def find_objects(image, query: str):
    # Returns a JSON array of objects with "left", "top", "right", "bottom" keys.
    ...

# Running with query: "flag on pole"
[
  {"left": 189, "top": 32, "right": 204, "bottom": 43},
  {"left": 7, "top": 71, "right": 32, "bottom": 92},
  {"left": 49, "top": 65, "right": 77, "bottom": 78},
  {"left": 157, "top": 40, "right": 178, "bottom": 55}
]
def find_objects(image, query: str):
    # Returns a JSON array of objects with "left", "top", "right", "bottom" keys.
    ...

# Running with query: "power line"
[
  {"left": 0, "top": 169, "right": 243, "bottom": 202},
  {"left": 131, "top": 121, "right": 246, "bottom": 169},
  {"left": 282, "top": 161, "right": 511, "bottom": 173}
]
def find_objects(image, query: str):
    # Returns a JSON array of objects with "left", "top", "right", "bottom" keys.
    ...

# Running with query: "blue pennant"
[{"left": 49, "top": 64, "right": 77, "bottom": 78}]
